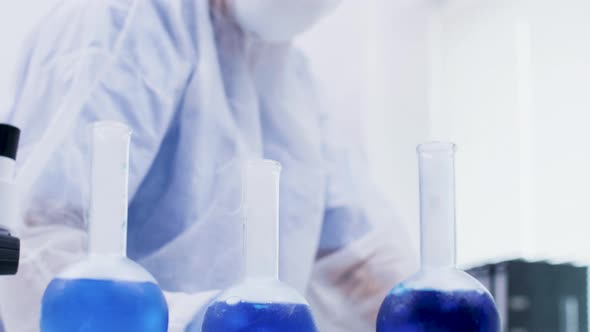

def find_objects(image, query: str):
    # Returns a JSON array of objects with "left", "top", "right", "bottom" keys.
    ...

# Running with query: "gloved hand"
[{"left": 307, "top": 225, "right": 419, "bottom": 332}]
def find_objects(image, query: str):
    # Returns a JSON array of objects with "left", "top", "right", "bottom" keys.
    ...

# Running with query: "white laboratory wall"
[
  {"left": 428, "top": 0, "right": 526, "bottom": 266},
  {"left": 527, "top": 0, "right": 590, "bottom": 264},
  {"left": 366, "top": 1, "right": 431, "bottom": 244},
  {"left": 299, "top": 0, "right": 433, "bottom": 249},
  {"left": 432, "top": 0, "right": 590, "bottom": 266},
  {"left": 304, "top": 0, "right": 590, "bottom": 267}
]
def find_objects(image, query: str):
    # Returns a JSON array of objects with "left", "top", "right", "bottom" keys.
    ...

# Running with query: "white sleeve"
[{"left": 0, "top": 6, "right": 191, "bottom": 330}]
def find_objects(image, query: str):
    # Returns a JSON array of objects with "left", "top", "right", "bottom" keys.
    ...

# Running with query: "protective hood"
[{"left": 228, "top": 0, "right": 341, "bottom": 42}]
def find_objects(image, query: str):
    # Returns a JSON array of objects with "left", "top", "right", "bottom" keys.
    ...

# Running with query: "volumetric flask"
[
  {"left": 377, "top": 143, "right": 500, "bottom": 332},
  {"left": 201, "top": 159, "right": 318, "bottom": 332},
  {"left": 40, "top": 122, "right": 168, "bottom": 332}
]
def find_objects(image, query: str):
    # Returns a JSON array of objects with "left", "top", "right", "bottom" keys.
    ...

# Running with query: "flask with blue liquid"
[
  {"left": 40, "top": 122, "right": 168, "bottom": 332},
  {"left": 201, "top": 159, "right": 318, "bottom": 332},
  {"left": 377, "top": 142, "right": 500, "bottom": 332}
]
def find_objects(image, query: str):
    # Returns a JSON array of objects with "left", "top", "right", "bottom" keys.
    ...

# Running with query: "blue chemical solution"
[
  {"left": 377, "top": 288, "right": 500, "bottom": 332},
  {"left": 41, "top": 278, "right": 168, "bottom": 332},
  {"left": 202, "top": 301, "right": 318, "bottom": 332}
]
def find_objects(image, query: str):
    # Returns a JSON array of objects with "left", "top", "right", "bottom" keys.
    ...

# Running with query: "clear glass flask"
[
  {"left": 377, "top": 142, "right": 500, "bottom": 332},
  {"left": 201, "top": 159, "right": 318, "bottom": 332},
  {"left": 40, "top": 122, "right": 168, "bottom": 332}
]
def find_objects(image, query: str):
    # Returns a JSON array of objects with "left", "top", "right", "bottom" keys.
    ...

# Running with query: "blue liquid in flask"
[
  {"left": 202, "top": 301, "right": 318, "bottom": 332},
  {"left": 41, "top": 278, "right": 168, "bottom": 332},
  {"left": 377, "top": 288, "right": 500, "bottom": 332}
]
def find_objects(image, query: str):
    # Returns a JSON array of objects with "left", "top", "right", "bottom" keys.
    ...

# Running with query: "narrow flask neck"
[
  {"left": 88, "top": 122, "right": 131, "bottom": 257},
  {"left": 418, "top": 143, "right": 457, "bottom": 269},
  {"left": 244, "top": 160, "right": 281, "bottom": 280}
]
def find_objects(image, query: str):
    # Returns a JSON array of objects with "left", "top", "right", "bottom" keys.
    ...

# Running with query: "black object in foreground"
[
  {"left": 0, "top": 123, "right": 21, "bottom": 275},
  {"left": 0, "top": 228, "right": 19, "bottom": 275}
]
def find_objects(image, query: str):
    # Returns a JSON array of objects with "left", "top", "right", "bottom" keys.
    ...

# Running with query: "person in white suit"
[{"left": 0, "top": 0, "right": 418, "bottom": 331}]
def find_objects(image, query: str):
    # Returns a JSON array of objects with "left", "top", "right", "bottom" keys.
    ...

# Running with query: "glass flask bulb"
[
  {"left": 377, "top": 142, "right": 500, "bottom": 332},
  {"left": 40, "top": 121, "right": 168, "bottom": 332},
  {"left": 201, "top": 159, "right": 319, "bottom": 332}
]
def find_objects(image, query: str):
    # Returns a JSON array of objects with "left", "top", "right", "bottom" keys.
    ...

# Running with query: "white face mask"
[{"left": 228, "top": 0, "right": 341, "bottom": 42}]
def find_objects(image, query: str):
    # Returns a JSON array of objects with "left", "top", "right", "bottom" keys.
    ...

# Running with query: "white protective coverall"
[{"left": 0, "top": 0, "right": 418, "bottom": 331}]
